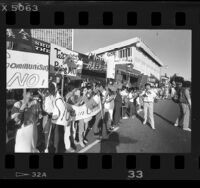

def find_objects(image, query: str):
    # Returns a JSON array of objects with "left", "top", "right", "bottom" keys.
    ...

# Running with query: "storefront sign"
[
  {"left": 7, "top": 50, "right": 49, "bottom": 89},
  {"left": 32, "top": 39, "right": 50, "bottom": 54},
  {"left": 83, "top": 53, "right": 106, "bottom": 72},
  {"left": 7, "top": 29, "right": 32, "bottom": 46}
]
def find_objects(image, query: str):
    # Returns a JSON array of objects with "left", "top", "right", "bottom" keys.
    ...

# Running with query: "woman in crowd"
[
  {"left": 11, "top": 89, "right": 41, "bottom": 153},
  {"left": 128, "top": 87, "right": 137, "bottom": 119},
  {"left": 102, "top": 86, "right": 115, "bottom": 131},
  {"left": 120, "top": 86, "right": 129, "bottom": 119},
  {"left": 113, "top": 88, "right": 122, "bottom": 127}
]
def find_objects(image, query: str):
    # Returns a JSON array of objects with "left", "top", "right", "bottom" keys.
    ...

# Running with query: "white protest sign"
[
  {"left": 50, "top": 43, "right": 80, "bottom": 76},
  {"left": 103, "top": 53, "right": 115, "bottom": 79},
  {"left": 7, "top": 50, "right": 49, "bottom": 89}
]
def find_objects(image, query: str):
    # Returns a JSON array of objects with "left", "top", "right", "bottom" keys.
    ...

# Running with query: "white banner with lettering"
[
  {"left": 50, "top": 43, "right": 79, "bottom": 76},
  {"left": 51, "top": 95, "right": 101, "bottom": 126},
  {"left": 7, "top": 50, "right": 49, "bottom": 89},
  {"left": 72, "top": 103, "right": 101, "bottom": 121}
]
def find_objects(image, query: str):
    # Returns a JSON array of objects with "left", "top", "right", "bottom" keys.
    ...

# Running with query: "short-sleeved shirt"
[{"left": 141, "top": 89, "right": 157, "bottom": 102}]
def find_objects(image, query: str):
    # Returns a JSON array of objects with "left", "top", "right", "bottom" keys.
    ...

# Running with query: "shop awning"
[{"left": 115, "top": 64, "right": 141, "bottom": 76}]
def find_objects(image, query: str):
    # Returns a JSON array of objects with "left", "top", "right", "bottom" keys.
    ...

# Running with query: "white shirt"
[
  {"left": 120, "top": 90, "right": 128, "bottom": 97},
  {"left": 104, "top": 94, "right": 114, "bottom": 110},
  {"left": 43, "top": 95, "right": 54, "bottom": 114},
  {"left": 93, "top": 94, "right": 101, "bottom": 105},
  {"left": 128, "top": 93, "right": 134, "bottom": 102},
  {"left": 141, "top": 89, "right": 157, "bottom": 102}
]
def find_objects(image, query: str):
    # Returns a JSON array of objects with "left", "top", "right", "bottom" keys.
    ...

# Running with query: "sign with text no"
[{"left": 7, "top": 50, "right": 49, "bottom": 89}]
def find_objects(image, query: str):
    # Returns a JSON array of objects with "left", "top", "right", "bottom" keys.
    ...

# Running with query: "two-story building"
[{"left": 88, "top": 37, "right": 163, "bottom": 87}]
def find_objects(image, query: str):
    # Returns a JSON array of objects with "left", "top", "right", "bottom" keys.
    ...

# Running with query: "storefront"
[{"left": 115, "top": 64, "right": 141, "bottom": 87}]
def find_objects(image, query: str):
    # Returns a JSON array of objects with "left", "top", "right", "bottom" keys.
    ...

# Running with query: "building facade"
[
  {"left": 89, "top": 37, "right": 163, "bottom": 81},
  {"left": 31, "top": 29, "right": 73, "bottom": 50}
]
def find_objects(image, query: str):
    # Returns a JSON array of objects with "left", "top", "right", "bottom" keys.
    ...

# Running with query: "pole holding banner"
[{"left": 61, "top": 73, "right": 64, "bottom": 97}]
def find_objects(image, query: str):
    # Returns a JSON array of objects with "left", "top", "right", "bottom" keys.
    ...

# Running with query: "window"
[{"left": 128, "top": 48, "right": 130, "bottom": 56}]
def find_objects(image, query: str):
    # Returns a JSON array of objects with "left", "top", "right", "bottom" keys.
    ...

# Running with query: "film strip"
[{"left": 0, "top": 1, "right": 200, "bottom": 180}]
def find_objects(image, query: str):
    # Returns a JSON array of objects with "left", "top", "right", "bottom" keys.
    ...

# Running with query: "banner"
[
  {"left": 50, "top": 43, "right": 83, "bottom": 76},
  {"left": 83, "top": 53, "right": 106, "bottom": 72},
  {"left": 72, "top": 103, "right": 101, "bottom": 121},
  {"left": 52, "top": 96, "right": 101, "bottom": 125},
  {"left": 7, "top": 50, "right": 49, "bottom": 89}
]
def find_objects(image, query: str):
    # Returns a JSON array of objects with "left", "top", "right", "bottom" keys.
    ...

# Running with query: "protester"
[
  {"left": 7, "top": 72, "right": 191, "bottom": 153},
  {"left": 139, "top": 83, "right": 157, "bottom": 130},
  {"left": 113, "top": 88, "right": 122, "bottom": 127},
  {"left": 121, "top": 86, "right": 129, "bottom": 119},
  {"left": 173, "top": 79, "right": 191, "bottom": 131},
  {"left": 128, "top": 87, "right": 137, "bottom": 119},
  {"left": 170, "top": 81, "right": 176, "bottom": 98},
  {"left": 102, "top": 86, "right": 115, "bottom": 131},
  {"left": 91, "top": 83, "right": 108, "bottom": 139},
  {"left": 11, "top": 89, "right": 41, "bottom": 153},
  {"left": 41, "top": 88, "right": 55, "bottom": 153}
]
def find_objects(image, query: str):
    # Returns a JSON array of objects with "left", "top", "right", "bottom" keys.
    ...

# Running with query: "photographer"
[{"left": 139, "top": 83, "right": 157, "bottom": 130}]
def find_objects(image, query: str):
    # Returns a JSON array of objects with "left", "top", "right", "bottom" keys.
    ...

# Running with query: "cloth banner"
[
  {"left": 7, "top": 50, "right": 49, "bottom": 89},
  {"left": 72, "top": 103, "right": 101, "bottom": 121},
  {"left": 52, "top": 96, "right": 101, "bottom": 125}
]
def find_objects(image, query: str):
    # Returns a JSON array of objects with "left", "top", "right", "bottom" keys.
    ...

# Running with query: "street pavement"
[{"left": 78, "top": 99, "right": 191, "bottom": 153}]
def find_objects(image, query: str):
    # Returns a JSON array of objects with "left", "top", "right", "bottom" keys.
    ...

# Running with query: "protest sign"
[
  {"left": 50, "top": 43, "right": 83, "bottom": 76},
  {"left": 7, "top": 50, "right": 49, "bottom": 89},
  {"left": 102, "top": 52, "right": 116, "bottom": 79}
]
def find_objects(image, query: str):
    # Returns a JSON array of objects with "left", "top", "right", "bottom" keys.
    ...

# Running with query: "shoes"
[
  {"left": 83, "top": 139, "right": 88, "bottom": 144},
  {"left": 174, "top": 123, "right": 179, "bottom": 127},
  {"left": 132, "top": 115, "right": 135, "bottom": 119},
  {"left": 183, "top": 128, "right": 191, "bottom": 132},
  {"left": 151, "top": 127, "right": 155, "bottom": 130},
  {"left": 80, "top": 142, "right": 86, "bottom": 148},
  {"left": 143, "top": 121, "right": 146, "bottom": 125},
  {"left": 74, "top": 140, "right": 80, "bottom": 145},
  {"left": 109, "top": 126, "right": 114, "bottom": 131},
  {"left": 65, "top": 148, "right": 75, "bottom": 153},
  {"left": 123, "top": 116, "right": 128, "bottom": 119}
]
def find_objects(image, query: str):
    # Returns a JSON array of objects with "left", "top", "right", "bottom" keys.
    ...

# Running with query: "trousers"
[
  {"left": 143, "top": 102, "right": 155, "bottom": 129},
  {"left": 175, "top": 103, "right": 190, "bottom": 129}
]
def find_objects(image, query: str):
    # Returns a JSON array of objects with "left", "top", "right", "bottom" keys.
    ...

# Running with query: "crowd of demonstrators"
[{"left": 6, "top": 75, "right": 191, "bottom": 153}]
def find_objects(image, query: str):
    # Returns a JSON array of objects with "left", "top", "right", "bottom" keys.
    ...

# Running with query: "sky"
[{"left": 73, "top": 29, "right": 191, "bottom": 81}]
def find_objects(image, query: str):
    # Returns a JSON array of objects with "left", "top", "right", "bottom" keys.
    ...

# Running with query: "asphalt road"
[{"left": 78, "top": 99, "right": 191, "bottom": 153}]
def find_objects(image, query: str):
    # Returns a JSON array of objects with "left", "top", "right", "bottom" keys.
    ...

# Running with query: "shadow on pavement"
[
  {"left": 135, "top": 113, "right": 152, "bottom": 128},
  {"left": 154, "top": 112, "right": 174, "bottom": 126},
  {"left": 100, "top": 131, "right": 138, "bottom": 153}
]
